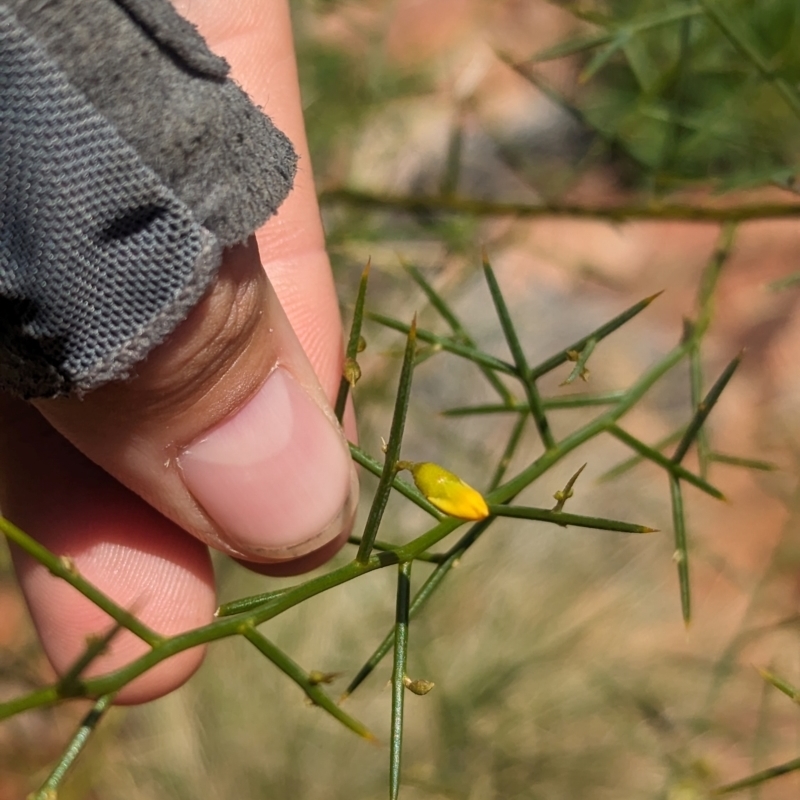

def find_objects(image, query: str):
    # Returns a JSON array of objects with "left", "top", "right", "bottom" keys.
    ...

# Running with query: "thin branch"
[
  {"left": 390, "top": 562, "right": 412, "bottom": 800},
  {"left": 32, "top": 694, "right": 117, "bottom": 799},
  {"left": 242, "top": 626, "right": 376, "bottom": 741},
  {"left": 358, "top": 319, "right": 418, "bottom": 563},
  {"left": 0, "top": 517, "right": 161, "bottom": 647},
  {"left": 482, "top": 251, "right": 555, "bottom": 449},
  {"left": 335, "top": 259, "right": 371, "bottom": 422},
  {"left": 319, "top": 188, "right": 800, "bottom": 223}
]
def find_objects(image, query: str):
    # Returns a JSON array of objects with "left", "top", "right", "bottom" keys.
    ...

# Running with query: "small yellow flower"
[{"left": 398, "top": 461, "right": 490, "bottom": 521}]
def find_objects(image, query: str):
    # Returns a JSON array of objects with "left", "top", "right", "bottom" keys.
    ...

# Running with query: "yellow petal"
[{"left": 408, "top": 462, "right": 490, "bottom": 521}]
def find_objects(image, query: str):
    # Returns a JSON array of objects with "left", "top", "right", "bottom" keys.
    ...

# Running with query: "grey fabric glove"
[{"left": 0, "top": 0, "right": 297, "bottom": 398}]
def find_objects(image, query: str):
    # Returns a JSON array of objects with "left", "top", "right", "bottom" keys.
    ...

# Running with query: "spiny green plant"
[
  {"left": 3, "top": 231, "right": 782, "bottom": 798},
  {"left": 5, "top": 0, "right": 800, "bottom": 795},
  {"left": 317, "top": 0, "right": 800, "bottom": 222}
]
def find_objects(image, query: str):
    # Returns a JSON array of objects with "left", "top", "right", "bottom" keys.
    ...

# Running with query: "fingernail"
[{"left": 178, "top": 368, "right": 356, "bottom": 559}]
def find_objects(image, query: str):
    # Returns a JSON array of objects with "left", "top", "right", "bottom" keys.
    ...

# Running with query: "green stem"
[
  {"left": 672, "top": 353, "right": 742, "bottom": 463},
  {"left": 669, "top": 475, "right": 691, "bottom": 625},
  {"left": 688, "top": 343, "right": 710, "bottom": 478},
  {"left": 712, "top": 756, "right": 800, "bottom": 795},
  {"left": 607, "top": 424, "right": 724, "bottom": 499},
  {"left": 341, "top": 518, "right": 494, "bottom": 702},
  {"left": 598, "top": 427, "right": 685, "bottom": 482},
  {"left": 442, "top": 391, "right": 626, "bottom": 416},
  {"left": 367, "top": 312, "right": 516, "bottom": 375},
  {"left": 350, "top": 444, "right": 443, "bottom": 519},
  {"left": 695, "top": 222, "right": 737, "bottom": 336},
  {"left": 482, "top": 253, "right": 555, "bottom": 449},
  {"left": 402, "top": 259, "right": 515, "bottom": 406},
  {"left": 347, "top": 535, "right": 445, "bottom": 564},
  {"left": 319, "top": 188, "right": 800, "bottom": 223},
  {"left": 0, "top": 517, "right": 161, "bottom": 647},
  {"left": 531, "top": 293, "right": 662, "bottom": 379},
  {"left": 345, "top": 343, "right": 693, "bottom": 699},
  {"left": 488, "top": 504, "right": 654, "bottom": 533},
  {"left": 335, "top": 259, "right": 371, "bottom": 422},
  {"left": 242, "top": 626, "right": 375, "bottom": 741},
  {"left": 0, "top": 551, "right": 400, "bottom": 719},
  {"left": 358, "top": 320, "right": 417, "bottom": 563},
  {"left": 489, "top": 413, "right": 528, "bottom": 490},
  {"left": 390, "top": 562, "right": 412, "bottom": 800},
  {"left": 33, "top": 694, "right": 117, "bottom": 799}
]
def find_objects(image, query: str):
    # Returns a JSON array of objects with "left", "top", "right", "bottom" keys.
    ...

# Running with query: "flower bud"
[{"left": 399, "top": 461, "right": 490, "bottom": 521}]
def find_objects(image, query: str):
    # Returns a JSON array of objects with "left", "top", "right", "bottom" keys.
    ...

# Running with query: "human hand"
[{"left": 0, "top": 0, "right": 357, "bottom": 704}]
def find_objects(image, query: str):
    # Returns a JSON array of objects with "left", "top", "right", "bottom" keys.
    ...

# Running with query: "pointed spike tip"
[
  {"left": 362, "top": 257, "right": 372, "bottom": 278},
  {"left": 643, "top": 290, "right": 665, "bottom": 305},
  {"left": 755, "top": 665, "right": 772, "bottom": 681}
]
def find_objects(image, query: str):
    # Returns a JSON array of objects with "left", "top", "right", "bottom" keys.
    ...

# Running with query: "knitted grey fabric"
[{"left": 0, "top": 0, "right": 298, "bottom": 398}]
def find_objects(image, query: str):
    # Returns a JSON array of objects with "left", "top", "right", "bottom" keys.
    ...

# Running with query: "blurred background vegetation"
[{"left": 3, "top": 0, "right": 800, "bottom": 797}]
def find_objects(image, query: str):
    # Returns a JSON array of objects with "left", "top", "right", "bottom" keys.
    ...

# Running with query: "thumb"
[{"left": 32, "top": 237, "right": 357, "bottom": 563}]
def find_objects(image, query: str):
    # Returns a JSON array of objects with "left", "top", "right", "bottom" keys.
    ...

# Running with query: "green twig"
[
  {"left": 756, "top": 667, "right": 800, "bottom": 704},
  {"left": 768, "top": 272, "right": 800, "bottom": 292},
  {"left": 340, "top": 518, "right": 494, "bottom": 702},
  {"left": 530, "top": 292, "right": 662, "bottom": 379},
  {"left": 58, "top": 623, "right": 125, "bottom": 697},
  {"left": 335, "top": 259, "right": 371, "bottom": 422},
  {"left": 216, "top": 588, "right": 292, "bottom": 618},
  {"left": 319, "top": 188, "right": 800, "bottom": 223},
  {"left": 669, "top": 475, "right": 691, "bottom": 626},
  {"left": 242, "top": 625, "right": 375, "bottom": 741},
  {"left": 390, "top": 562, "right": 412, "bottom": 800},
  {"left": 358, "top": 320, "right": 418, "bottom": 564},
  {"left": 607, "top": 425, "right": 725, "bottom": 499},
  {"left": 347, "top": 536, "right": 445, "bottom": 564},
  {"left": 505, "top": 60, "right": 654, "bottom": 180},
  {"left": 482, "top": 251, "right": 555, "bottom": 449},
  {"left": 709, "top": 452, "right": 779, "bottom": 472},
  {"left": 695, "top": 222, "right": 737, "bottom": 337},
  {"left": 442, "top": 390, "right": 626, "bottom": 416},
  {"left": 489, "top": 413, "right": 529, "bottom": 490},
  {"left": 0, "top": 517, "right": 161, "bottom": 647},
  {"left": 530, "top": 2, "right": 703, "bottom": 63},
  {"left": 367, "top": 311, "right": 516, "bottom": 375},
  {"left": 350, "top": 443, "right": 443, "bottom": 519},
  {"left": 551, "top": 463, "right": 587, "bottom": 512},
  {"left": 488, "top": 504, "right": 655, "bottom": 534},
  {"left": 33, "top": 694, "right": 117, "bottom": 799},
  {"left": 598, "top": 428, "right": 685, "bottom": 482},
  {"left": 402, "top": 259, "right": 515, "bottom": 405},
  {"left": 712, "top": 757, "right": 800, "bottom": 795},
  {"left": 672, "top": 353, "right": 742, "bottom": 464},
  {"left": 688, "top": 343, "right": 711, "bottom": 478}
]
